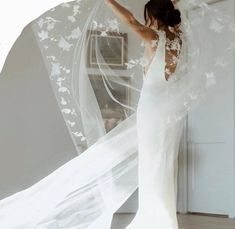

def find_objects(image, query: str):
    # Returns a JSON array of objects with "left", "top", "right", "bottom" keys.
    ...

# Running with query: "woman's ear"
[
  {"left": 154, "top": 19, "right": 159, "bottom": 29},
  {"left": 145, "top": 17, "right": 151, "bottom": 27}
]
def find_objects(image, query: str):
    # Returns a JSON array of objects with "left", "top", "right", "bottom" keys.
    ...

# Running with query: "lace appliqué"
[
  {"left": 166, "top": 37, "right": 181, "bottom": 55},
  {"left": 165, "top": 31, "right": 183, "bottom": 81}
]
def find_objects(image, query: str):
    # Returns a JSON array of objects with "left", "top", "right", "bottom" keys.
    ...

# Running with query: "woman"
[
  {"left": 105, "top": 0, "right": 184, "bottom": 228},
  {"left": 0, "top": 0, "right": 233, "bottom": 228},
  {"left": 105, "top": 0, "right": 182, "bottom": 80}
]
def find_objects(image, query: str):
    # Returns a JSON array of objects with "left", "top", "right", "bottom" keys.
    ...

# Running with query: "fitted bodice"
[
  {"left": 142, "top": 29, "right": 181, "bottom": 88},
  {"left": 142, "top": 30, "right": 169, "bottom": 93}
]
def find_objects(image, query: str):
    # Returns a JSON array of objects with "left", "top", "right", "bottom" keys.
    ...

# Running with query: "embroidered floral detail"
[
  {"left": 165, "top": 31, "right": 183, "bottom": 79},
  {"left": 166, "top": 35, "right": 182, "bottom": 56},
  {"left": 165, "top": 68, "right": 171, "bottom": 75}
]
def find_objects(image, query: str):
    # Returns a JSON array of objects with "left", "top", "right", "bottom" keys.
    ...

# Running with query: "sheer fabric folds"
[{"left": 0, "top": 0, "right": 234, "bottom": 228}]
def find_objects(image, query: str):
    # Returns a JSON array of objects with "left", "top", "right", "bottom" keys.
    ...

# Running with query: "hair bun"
[{"left": 164, "top": 9, "right": 181, "bottom": 27}]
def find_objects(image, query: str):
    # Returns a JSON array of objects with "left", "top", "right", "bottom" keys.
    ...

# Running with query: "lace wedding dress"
[
  {"left": 0, "top": 1, "right": 234, "bottom": 228},
  {"left": 126, "top": 30, "right": 184, "bottom": 229}
]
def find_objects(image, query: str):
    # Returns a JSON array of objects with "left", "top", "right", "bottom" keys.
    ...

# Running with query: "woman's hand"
[{"left": 104, "top": 0, "right": 114, "bottom": 5}]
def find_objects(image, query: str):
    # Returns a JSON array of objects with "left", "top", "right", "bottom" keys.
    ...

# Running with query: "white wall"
[
  {"left": 186, "top": 0, "right": 235, "bottom": 218},
  {"left": 0, "top": 25, "right": 77, "bottom": 199}
]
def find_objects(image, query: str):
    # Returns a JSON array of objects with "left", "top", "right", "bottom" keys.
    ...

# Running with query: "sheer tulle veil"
[{"left": 0, "top": 0, "right": 234, "bottom": 228}]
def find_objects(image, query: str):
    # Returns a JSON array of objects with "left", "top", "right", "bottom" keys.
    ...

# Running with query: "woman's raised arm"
[{"left": 105, "top": 0, "right": 158, "bottom": 42}]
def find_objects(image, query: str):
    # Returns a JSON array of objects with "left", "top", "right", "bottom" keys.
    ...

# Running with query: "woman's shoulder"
[{"left": 144, "top": 27, "right": 170, "bottom": 49}]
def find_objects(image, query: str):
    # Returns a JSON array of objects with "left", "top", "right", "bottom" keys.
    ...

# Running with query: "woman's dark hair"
[{"left": 144, "top": 0, "right": 181, "bottom": 27}]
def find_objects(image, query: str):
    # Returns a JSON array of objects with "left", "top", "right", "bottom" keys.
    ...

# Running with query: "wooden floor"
[{"left": 111, "top": 213, "right": 235, "bottom": 229}]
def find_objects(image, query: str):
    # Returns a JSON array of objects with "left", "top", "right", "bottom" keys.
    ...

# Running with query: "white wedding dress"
[
  {"left": 0, "top": 0, "right": 234, "bottom": 228},
  {"left": 0, "top": 28, "right": 184, "bottom": 229},
  {"left": 0, "top": 4, "right": 233, "bottom": 228},
  {"left": 126, "top": 30, "right": 184, "bottom": 229}
]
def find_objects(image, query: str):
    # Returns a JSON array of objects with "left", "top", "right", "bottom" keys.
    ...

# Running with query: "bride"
[
  {"left": 105, "top": 0, "right": 184, "bottom": 228},
  {"left": 0, "top": 0, "right": 234, "bottom": 228}
]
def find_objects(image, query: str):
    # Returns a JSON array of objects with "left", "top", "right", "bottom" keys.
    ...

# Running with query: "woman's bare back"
[{"left": 143, "top": 28, "right": 183, "bottom": 81}]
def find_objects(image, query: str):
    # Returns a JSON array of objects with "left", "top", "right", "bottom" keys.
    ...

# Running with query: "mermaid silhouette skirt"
[
  {"left": 124, "top": 29, "right": 185, "bottom": 229},
  {"left": 125, "top": 74, "right": 184, "bottom": 229}
]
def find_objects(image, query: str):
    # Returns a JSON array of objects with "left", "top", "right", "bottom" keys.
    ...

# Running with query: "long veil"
[{"left": 0, "top": 0, "right": 234, "bottom": 228}]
